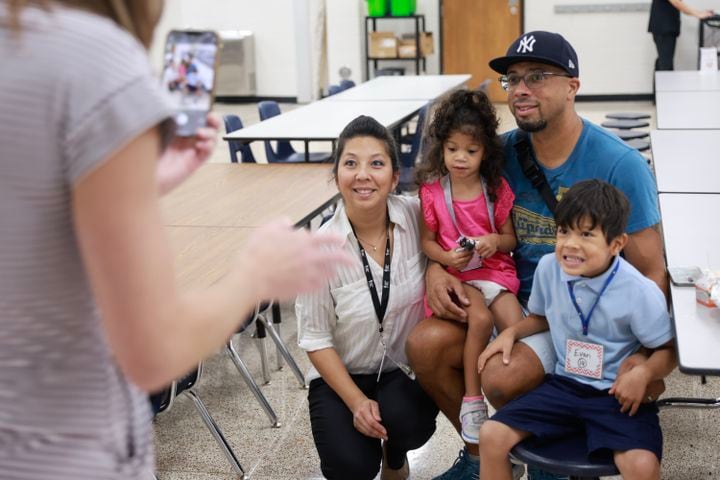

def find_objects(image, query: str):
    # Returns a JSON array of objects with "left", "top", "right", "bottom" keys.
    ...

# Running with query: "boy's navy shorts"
[{"left": 491, "top": 374, "right": 663, "bottom": 461}]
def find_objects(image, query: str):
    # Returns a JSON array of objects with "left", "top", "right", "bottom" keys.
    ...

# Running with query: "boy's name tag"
[{"left": 565, "top": 339, "right": 603, "bottom": 379}]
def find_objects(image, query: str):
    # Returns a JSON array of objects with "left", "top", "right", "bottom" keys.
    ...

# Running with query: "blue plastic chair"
[
  {"left": 398, "top": 103, "right": 429, "bottom": 191},
  {"left": 223, "top": 114, "right": 257, "bottom": 163},
  {"left": 257, "top": 101, "right": 332, "bottom": 163},
  {"left": 152, "top": 364, "right": 246, "bottom": 479},
  {"left": 328, "top": 84, "right": 342, "bottom": 96},
  {"left": 339, "top": 79, "right": 356, "bottom": 90},
  {"left": 510, "top": 432, "right": 619, "bottom": 480}
]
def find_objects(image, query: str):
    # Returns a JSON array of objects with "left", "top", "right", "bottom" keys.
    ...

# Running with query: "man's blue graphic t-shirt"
[{"left": 502, "top": 119, "right": 660, "bottom": 302}]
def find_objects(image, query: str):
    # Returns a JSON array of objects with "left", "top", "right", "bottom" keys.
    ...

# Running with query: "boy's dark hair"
[
  {"left": 332, "top": 115, "right": 399, "bottom": 177},
  {"left": 415, "top": 89, "right": 504, "bottom": 200},
  {"left": 554, "top": 180, "right": 630, "bottom": 243}
]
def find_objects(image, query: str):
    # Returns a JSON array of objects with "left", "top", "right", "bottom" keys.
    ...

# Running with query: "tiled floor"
[{"left": 154, "top": 99, "right": 720, "bottom": 479}]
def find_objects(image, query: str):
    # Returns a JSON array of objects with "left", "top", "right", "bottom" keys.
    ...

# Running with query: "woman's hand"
[
  {"left": 473, "top": 233, "right": 499, "bottom": 259},
  {"left": 696, "top": 9, "right": 715, "bottom": 19},
  {"left": 156, "top": 114, "right": 220, "bottom": 195},
  {"left": 234, "top": 219, "right": 353, "bottom": 302},
  {"left": 425, "top": 262, "right": 469, "bottom": 321},
  {"left": 478, "top": 327, "right": 517, "bottom": 371},
  {"left": 444, "top": 247, "right": 473, "bottom": 271},
  {"left": 351, "top": 397, "right": 388, "bottom": 440}
]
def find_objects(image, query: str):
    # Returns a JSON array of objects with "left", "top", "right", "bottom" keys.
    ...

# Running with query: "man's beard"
[{"left": 516, "top": 118, "right": 547, "bottom": 132}]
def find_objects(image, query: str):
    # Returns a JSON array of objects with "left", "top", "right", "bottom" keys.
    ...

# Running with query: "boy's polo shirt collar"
[{"left": 559, "top": 255, "right": 622, "bottom": 293}]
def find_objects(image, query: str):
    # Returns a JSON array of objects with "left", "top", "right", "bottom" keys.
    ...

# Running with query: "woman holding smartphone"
[{"left": 0, "top": 1, "right": 350, "bottom": 478}]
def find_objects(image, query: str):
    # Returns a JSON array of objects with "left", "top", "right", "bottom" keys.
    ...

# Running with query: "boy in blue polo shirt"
[{"left": 476, "top": 180, "right": 676, "bottom": 480}]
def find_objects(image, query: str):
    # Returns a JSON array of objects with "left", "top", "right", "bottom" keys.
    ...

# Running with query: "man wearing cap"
[{"left": 406, "top": 31, "right": 666, "bottom": 480}]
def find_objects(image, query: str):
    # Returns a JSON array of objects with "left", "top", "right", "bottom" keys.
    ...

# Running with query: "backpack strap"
[{"left": 513, "top": 130, "right": 558, "bottom": 214}]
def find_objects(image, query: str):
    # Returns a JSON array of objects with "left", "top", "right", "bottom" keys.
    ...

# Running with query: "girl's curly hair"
[{"left": 415, "top": 89, "right": 504, "bottom": 201}]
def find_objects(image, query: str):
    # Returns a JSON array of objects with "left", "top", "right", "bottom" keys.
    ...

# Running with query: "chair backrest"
[
  {"left": 328, "top": 84, "right": 342, "bottom": 96},
  {"left": 339, "top": 79, "right": 356, "bottom": 90},
  {"left": 403, "top": 102, "right": 430, "bottom": 167},
  {"left": 223, "top": 115, "right": 256, "bottom": 163},
  {"left": 149, "top": 382, "right": 177, "bottom": 415},
  {"left": 478, "top": 78, "right": 492, "bottom": 93},
  {"left": 175, "top": 364, "right": 202, "bottom": 396},
  {"left": 257, "top": 101, "right": 296, "bottom": 161}
]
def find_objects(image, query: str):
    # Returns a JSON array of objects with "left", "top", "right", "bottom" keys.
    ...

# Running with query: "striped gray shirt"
[{"left": 0, "top": 4, "right": 173, "bottom": 478}]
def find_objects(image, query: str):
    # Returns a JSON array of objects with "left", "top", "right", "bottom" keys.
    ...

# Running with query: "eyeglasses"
[{"left": 498, "top": 71, "right": 572, "bottom": 91}]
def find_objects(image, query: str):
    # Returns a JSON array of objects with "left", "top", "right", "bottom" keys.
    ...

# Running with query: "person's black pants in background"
[
  {"left": 308, "top": 369, "right": 438, "bottom": 480},
  {"left": 653, "top": 33, "right": 678, "bottom": 71}
]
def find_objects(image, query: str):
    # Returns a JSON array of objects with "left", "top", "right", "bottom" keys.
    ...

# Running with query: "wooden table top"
[
  {"left": 167, "top": 226, "right": 253, "bottom": 290},
  {"left": 162, "top": 163, "right": 339, "bottom": 228}
]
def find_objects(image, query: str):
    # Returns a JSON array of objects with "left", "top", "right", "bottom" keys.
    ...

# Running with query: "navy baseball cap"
[{"left": 489, "top": 31, "right": 579, "bottom": 77}]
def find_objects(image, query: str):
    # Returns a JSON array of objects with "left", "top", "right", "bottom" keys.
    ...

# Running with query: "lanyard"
[
  {"left": 440, "top": 175, "right": 496, "bottom": 234},
  {"left": 350, "top": 222, "right": 391, "bottom": 332},
  {"left": 566, "top": 260, "right": 619, "bottom": 336}
]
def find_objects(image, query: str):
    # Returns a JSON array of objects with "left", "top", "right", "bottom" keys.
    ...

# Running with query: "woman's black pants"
[
  {"left": 653, "top": 33, "right": 678, "bottom": 71},
  {"left": 308, "top": 369, "right": 438, "bottom": 480}
]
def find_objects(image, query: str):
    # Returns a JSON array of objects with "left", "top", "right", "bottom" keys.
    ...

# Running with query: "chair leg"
[
  {"left": 257, "top": 313, "right": 308, "bottom": 389},
  {"left": 226, "top": 340, "right": 281, "bottom": 427},
  {"left": 184, "top": 390, "right": 247, "bottom": 479},
  {"left": 271, "top": 303, "right": 283, "bottom": 371},
  {"left": 254, "top": 321, "right": 272, "bottom": 384},
  {"left": 657, "top": 396, "right": 720, "bottom": 409}
]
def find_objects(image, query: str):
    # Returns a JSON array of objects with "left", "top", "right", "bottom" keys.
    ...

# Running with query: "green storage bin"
[
  {"left": 367, "top": 0, "right": 387, "bottom": 17},
  {"left": 390, "top": 0, "right": 415, "bottom": 16}
]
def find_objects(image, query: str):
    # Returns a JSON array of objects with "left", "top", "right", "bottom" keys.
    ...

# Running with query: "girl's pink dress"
[{"left": 420, "top": 177, "right": 520, "bottom": 296}]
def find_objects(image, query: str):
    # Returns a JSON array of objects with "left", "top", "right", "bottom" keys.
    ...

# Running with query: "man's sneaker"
[
  {"left": 527, "top": 465, "right": 570, "bottom": 480},
  {"left": 460, "top": 399, "right": 489, "bottom": 444},
  {"left": 432, "top": 448, "right": 479, "bottom": 480}
]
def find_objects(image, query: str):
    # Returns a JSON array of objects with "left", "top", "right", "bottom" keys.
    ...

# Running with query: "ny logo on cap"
[{"left": 517, "top": 35, "right": 536, "bottom": 54}]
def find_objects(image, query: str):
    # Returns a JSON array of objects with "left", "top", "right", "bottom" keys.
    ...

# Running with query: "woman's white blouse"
[{"left": 296, "top": 194, "right": 427, "bottom": 382}]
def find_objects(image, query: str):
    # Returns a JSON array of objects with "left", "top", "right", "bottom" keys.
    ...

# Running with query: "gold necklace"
[{"left": 356, "top": 228, "right": 388, "bottom": 252}]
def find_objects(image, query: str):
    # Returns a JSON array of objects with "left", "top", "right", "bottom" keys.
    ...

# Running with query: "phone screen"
[{"left": 162, "top": 30, "right": 218, "bottom": 136}]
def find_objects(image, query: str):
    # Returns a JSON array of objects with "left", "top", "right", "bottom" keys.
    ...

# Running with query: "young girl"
[{"left": 417, "top": 89, "right": 523, "bottom": 444}]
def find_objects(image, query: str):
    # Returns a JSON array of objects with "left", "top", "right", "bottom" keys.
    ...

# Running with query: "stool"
[
  {"left": 376, "top": 67, "right": 405, "bottom": 76},
  {"left": 600, "top": 119, "right": 650, "bottom": 129},
  {"left": 605, "top": 112, "right": 651, "bottom": 120},
  {"left": 625, "top": 138, "right": 650, "bottom": 151},
  {"left": 510, "top": 433, "right": 619, "bottom": 480},
  {"left": 606, "top": 129, "right": 648, "bottom": 140}
]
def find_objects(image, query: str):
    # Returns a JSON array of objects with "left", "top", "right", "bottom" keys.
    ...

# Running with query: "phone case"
[{"left": 162, "top": 30, "right": 220, "bottom": 136}]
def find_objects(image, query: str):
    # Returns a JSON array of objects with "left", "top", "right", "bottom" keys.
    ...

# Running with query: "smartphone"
[
  {"left": 161, "top": 30, "right": 219, "bottom": 136},
  {"left": 668, "top": 266, "right": 702, "bottom": 287}
]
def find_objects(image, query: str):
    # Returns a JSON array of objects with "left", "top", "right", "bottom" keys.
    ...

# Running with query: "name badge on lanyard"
[
  {"left": 350, "top": 219, "right": 392, "bottom": 382},
  {"left": 565, "top": 339, "right": 604, "bottom": 379},
  {"left": 563, "top": 259, "right": 619, "bottom": 380}
]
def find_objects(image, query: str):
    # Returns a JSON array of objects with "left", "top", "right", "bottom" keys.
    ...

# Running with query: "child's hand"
[
  {"left": 444, "top": 248, "right": 473, "bottom": 271},
  {"left": 609, "top": 365, "right": 652, "bottom": 416},
  {"left": 478, "top": 328, "right": 517, "bottom": 372},
  {"left": 473, "top": 234, "right": 499, "bottom": 259}
]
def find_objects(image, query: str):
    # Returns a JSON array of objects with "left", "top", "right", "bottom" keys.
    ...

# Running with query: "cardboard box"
[
  {"left": 369, "top": 32, "right": 398, "bottom": 58},
  {"left": 398, "top": 32, "right": 434, "bottom": 58}
]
